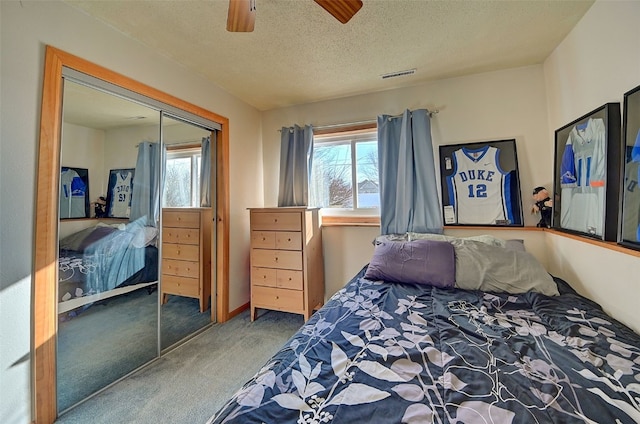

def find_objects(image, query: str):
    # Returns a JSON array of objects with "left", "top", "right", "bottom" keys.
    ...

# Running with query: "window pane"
[
  {"left": 310, "top": 143, "right": 353, "bottom": 208},
  {"left": 164, "top": 157, "right": 192, "bottom": 207},
  {"left": 356, "top": 140, "right": 380, "bottom": 208}
]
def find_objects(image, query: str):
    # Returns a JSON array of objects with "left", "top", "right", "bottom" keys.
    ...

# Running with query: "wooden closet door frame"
[{"left": 33, "top": 46, "right": 230, "bottom": 424}]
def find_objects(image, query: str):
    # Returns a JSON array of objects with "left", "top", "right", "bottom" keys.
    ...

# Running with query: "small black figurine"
[
  {"left": 531, "top": 186, "right": 553, "bottom": 228},
  {"left": 93, "top": 196, "right": 107, "bottom": 218}
]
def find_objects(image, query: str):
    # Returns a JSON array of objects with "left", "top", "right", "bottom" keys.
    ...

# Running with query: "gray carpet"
[
  {"left": 55, "top": 309, "right": 304, "bottom": 423},
  {"left": 57, "top": 286, "right": 213, "bottom": 411}
]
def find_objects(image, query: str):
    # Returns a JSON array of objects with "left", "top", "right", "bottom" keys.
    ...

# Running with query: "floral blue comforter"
[{"left": 209, "top": 267, "right": 640, "bottom": 424}]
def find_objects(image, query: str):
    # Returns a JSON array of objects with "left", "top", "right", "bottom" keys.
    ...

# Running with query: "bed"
[
  {"left": 58, "top": 218, "right": 159, "bottom": 314},
  {"left": 209, "top": 234, "right": 640, "bottom": 424}
]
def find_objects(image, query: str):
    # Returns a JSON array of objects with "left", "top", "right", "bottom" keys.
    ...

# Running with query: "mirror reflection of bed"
[{"left": 56, "top": 80, "right": 216, "bottom": 412}]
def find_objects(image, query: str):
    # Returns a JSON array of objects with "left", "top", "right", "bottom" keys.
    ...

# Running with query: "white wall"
[
  {"left": 263, "top": 65, "right": 552, "bottom": 302},
  {"left": 0, "top": 2, "right": 262, "bottom": 423},
  {"left": 543, "top": 0, "right": 640, "bottom": 334}
]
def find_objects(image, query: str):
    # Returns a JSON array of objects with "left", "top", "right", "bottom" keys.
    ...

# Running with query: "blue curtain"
[
  {"left": 200, "top": 134, "right": 213, "bottom": 207},
  {"left": 278, "top": 124, "right": 313, "bottom": 207},
  {"left": 130, "top": 141, "right": 165, "bottom": 226},
  {"left": 377, "top": 109, "right": 442, "bottom": 235}
]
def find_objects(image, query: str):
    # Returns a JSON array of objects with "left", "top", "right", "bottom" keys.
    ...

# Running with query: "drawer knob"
[
  {"left": 287, "top": 238, "right": 291, "bottom": 242},
  {"left": 274, "top": 219, "right": 278, "bottom": 222},
  {"left": 288, "top": 277, "right": 292, "bottom": 281}
]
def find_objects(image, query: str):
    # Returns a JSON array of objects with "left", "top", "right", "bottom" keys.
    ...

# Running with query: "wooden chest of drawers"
[
  {"left": 249, "top": 207, "right": 324, "bottom": 321},
  {"left": 161, "top": 208, "right": 212, "bottom": 312}
]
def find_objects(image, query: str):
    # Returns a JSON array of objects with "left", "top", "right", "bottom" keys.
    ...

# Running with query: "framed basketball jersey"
[
  {"left": 552, "top": 102, "right": 622, "bottom": 241},
  {"left": 439, "top": 139, "right": 523, "bottom": 226},
  {"left": 59, "top": 166, "right": 89, "bottom": 219},
  {"left": 106, "top": 168, "right": 135, "bottom": 218},
  {"left": 619, "top": 85, "right": 640, "bottom": 250}
]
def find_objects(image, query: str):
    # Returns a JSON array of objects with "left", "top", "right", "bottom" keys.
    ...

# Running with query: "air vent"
[{"left": 380, "top": 68, "right": 416, "bottom": 80}]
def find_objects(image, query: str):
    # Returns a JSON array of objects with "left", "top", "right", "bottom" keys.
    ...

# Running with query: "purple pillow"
[
  {"left": 77, "top": 226, "right": 117, "bottom": 252},
  {"left": 364, "top": 239, "right": 455, "bottom": 288}
]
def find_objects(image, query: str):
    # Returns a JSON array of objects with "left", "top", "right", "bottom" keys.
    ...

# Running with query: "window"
[
  {"left": 310, "top": 128, "right": 379, "bottom": 213},
  {"left": 163, "top": 147, "right": 201, "bottom": 207}
]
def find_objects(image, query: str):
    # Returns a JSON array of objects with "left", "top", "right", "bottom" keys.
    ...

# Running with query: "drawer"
[
  {"left": 275, "top": 232, "right": 301, "bottom": 250},
  {"left": 162, "top": 275, "right": 199, "bottom": 298},
  {"left": 251, "top": 286, "right": 303, "bottom": 312},
  {"left": 163, "top": 210, "right": 201, "bottom": 228},
  {"left": 163, "top": 228, "right": 199, "bottom": 245},
  {"left": 163, "top": 242, "right": 200, "bottom": 261},
  {"left": 251, "top": 249, "right": 302, "bottom": 270},
  {"left": 162, "top": 259, "right": 199, "bottom": 278},
  {"left": 251, "top": 267, "right": 277, "bottom": 287},
  {"left": 276, "top": 269, "right": 303, "bottom": 290},
  {"left": 251, "top": 231, "right": 276, "bottom": 249},
  {"left": 251, "top": 212, "right": 301, "bottom": 231}
]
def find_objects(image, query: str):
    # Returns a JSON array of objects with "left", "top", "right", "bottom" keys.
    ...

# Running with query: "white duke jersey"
[
  {"left": 560, "top": 118, "right": 606, "bottom": 235},
  {"left": 109, "top": 170, "right": 133, "bottom": 217},
  {"left": 446, "top": 146, "right": 513, "bottom": 224}
]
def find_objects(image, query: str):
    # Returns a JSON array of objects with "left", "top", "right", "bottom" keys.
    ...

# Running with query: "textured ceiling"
[{"left": 65, "top": 0, "right": 594, "bottom": 112}]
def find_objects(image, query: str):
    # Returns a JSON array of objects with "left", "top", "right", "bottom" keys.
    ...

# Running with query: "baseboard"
[{"left": 227, "top": 302, "right": 249, "bottom": 320}]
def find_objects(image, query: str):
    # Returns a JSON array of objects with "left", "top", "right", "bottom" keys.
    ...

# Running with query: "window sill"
[{"left": 321, "top": 216, "right": 380, "bottom": 227}]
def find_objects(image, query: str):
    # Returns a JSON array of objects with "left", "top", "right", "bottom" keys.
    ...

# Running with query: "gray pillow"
[
  {"left": 373, "top": 233, "right": 409, "bottom": 245},
  {"left": 408, "top": 232, "right": 507, "bottom": 248},
  {"left": 451, "top": 239, "right": 558, "bottom": 296},
  {"left": 504, "top": 239, "right": 526, "bottom": 252},
  {"left": 364, "top": 239, "right": 456, "bottom": 288}
]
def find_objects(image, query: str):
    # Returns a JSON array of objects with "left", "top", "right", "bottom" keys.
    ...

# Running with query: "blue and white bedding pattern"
[
  {"left": 209, "top": 267, "right": 640, "bottom": 424},
  {"left": 58, "top": 219, "right": 158, "bottom": 304}
]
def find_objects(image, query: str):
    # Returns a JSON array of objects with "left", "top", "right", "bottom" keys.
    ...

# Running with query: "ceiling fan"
[{"left": 226, "top": 0, "right": 363, "bottom": 32}]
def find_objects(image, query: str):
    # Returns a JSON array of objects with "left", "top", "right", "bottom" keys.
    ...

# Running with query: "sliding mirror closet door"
[
  {"left": 160, "top": 115, "right": 216, "bottom": 351},
  {"left": 57, "top": 79, "right": 162, "bottom": 413}
]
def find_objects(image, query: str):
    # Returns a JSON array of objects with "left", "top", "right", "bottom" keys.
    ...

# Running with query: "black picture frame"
[
  {"left": 551, "top": 102, "right": 622, "bottom": 241},
  {"left": 106, "top": 168, "right": 135, "bottom": 218},
  {"left": 59, "top": 166, "right": 90, "bottom": 219},
  {"left": 438, "top": 139, "right": 523, "bottom": 226},
  {"left": 619, "top": 85, "right": 640, "bottom": 250}
]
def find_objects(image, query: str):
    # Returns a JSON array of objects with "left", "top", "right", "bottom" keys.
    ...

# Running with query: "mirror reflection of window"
[{"left": 163, "top": 147, "right": 202, "bottom": 207}]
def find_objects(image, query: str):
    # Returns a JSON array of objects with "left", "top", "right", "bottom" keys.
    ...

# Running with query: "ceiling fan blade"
[
  {"left": 314, "top": 0, "right": 363, "bottom": 24},
  {"left": 227, "top": 0, "right": 256, "bottom": 32}
]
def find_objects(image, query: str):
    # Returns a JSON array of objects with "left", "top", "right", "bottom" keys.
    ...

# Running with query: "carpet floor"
[
  {"left": 57, "top": 286, "right": 212, "bottom": 411},
  {"left": 55, "top": 308, "right": 304, "bottom": 423}
]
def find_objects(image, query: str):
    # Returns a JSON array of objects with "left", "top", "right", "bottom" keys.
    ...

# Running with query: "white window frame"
[{"left": 312, "top": 127, "right": 380, "bottom": 218}]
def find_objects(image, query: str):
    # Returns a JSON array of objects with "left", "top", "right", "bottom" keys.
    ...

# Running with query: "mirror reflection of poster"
[
  {"left": 620, "top": 85, "right": 640, "bottom": 249},
  {"left": 60, "top": 167, "right": 89, "bottom": 219},
  {"left": 439, "top": 139, "right": 523, "bottom": 226},
  {"left": 106, "top": 168, "right": 135, "bottom": 218},
  {"left": 552, "top": 103, "right": 621, "bottom": 241}
]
